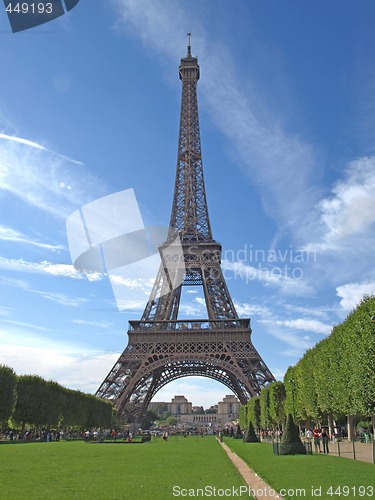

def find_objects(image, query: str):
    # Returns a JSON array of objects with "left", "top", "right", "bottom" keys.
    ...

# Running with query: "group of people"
[
  {"left": 5, "top": 430, "right": 62, "bottom": 442},
  {"left": 305, "top": 427, "right": 329, "bottom": 453}
]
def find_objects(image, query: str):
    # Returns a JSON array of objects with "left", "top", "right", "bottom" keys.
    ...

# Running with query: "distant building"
[
  {"left": 218, "top": 395, "right": 241, "bottom": 417},
  {"left": 150, "top": 394, "right": 240, "bottom": 429},
  {"left": 168, "top": 395, "right": 192, "bottom": 415}
]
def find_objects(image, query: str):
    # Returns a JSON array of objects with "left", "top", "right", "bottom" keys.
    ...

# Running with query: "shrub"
[
  {"left": 244, "top": 420, "right": 258, "bottom": 443},
  {"left": 279, "top": 414, "right": 306, "bottom": 455}
]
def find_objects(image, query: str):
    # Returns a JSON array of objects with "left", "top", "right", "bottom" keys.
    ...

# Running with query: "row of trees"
[
  {"left": 0, "top": 366, "right": 113, "bottom": 430},
  {"left": 239, "top": 381, "right": 286, "bottom": 431},
  {"left": 240, "top": 296, "right": 375, "bottom": 436}
]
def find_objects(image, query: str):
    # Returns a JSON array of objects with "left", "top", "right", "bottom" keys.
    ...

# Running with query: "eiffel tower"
[{"left": 96, "top": 36, "right": 275, "bottom": 420}]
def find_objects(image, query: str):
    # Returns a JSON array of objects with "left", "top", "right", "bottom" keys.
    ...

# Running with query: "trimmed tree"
[
  {"left": 283, "top": 367, "right": 297, "bottom": 420},
  {"left": 0, "top": 365, "right": 17, "bottom": 424},
  {"left": 235, "top": 423, "right": 242, "bottom": 439},
  {"left": 248, "top": 396, "right": 261, "bottom": 434},
  {"left": 260, "top": 386, "right": 271, "bottom": 429},
  {"left": 244, "top": 420, "right": 258, "bottom": 443},
  {"left": 269, "top": 381, "right": 286, "bottom": 430},
  {"left": 13, "top": 375, "right": 50, "bottom": 428},
  {"left": 279, "top": 413, "right": 306, "bottom": 455},
  {"left": 239, "top": 405, "right": 247, "bottom": 429}
]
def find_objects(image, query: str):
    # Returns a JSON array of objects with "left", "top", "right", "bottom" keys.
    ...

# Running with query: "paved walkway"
[
  {"left": 319, "top": 439, "right": 374, "bottom": 464},
  {"left": 217, "top": 438, "right": 284, "bottom": 499},
  {"left": 218, "top": 439, "right": 373, "bottom": 499}
]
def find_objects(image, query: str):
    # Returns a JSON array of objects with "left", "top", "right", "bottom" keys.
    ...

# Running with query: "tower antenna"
[{"left": 187, "top": 32, "right": 191, "bottom": 56}]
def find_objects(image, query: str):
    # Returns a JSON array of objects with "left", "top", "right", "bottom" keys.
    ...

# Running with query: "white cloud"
[
  {"left": 0, "top": 130, "right": 106, "bottom": 219},
  {"left": 234, "top": 302, "right": 272, "bottom": 318},
  {"left": 336, "top": 282, "right": 375, "bottom": 311},
  {"left": 179, "top": 303, "right": 205, "bottom": 318},
  {"left": 73, "top": 319, "right": 113, "bottom": 329},
  {"left": 0, "top": 256, "right": 102, "bottom": 281},
  {"left": 283, "top": 303, "right": 331, "bottom": 319},
  {"left": 262, "top": 326, "right": 314, "bottom": 358},
  {"left": 43, "top": 262, "right": 102, "bottom": 282},
  {"left": 0, "top": 133, "right": 46, "bottom": 150},
  {"left": 2, "top": 320, "right": 51, "bottom": 332},
  {"left": 35, "top": 290, "right": 88, "bottom": 307},
  {"left": 222, "top": 259, "right": 314, "bottom": 296},
  {"left": 0, "top": 225, "right": 64, "bottom": 251},
  {"left": 0, "top": 326, "right": 119, "bottom": 393},
  {"left": 305, "top": 157, "right": 375, "bottom": 252},
  {"left": 195, "top": 297, "right": 205, "bottom": 306},
  {"left": 109, "top": 274, "right": 153, "bottom": 290},
  {"left": 0, "top": 274, "right": 88, "bottom": 307},
  {"left": 269, "top": 368, "right": 287, "bottom": 382},
  {"left": 0, "top": 306, "right": 13, "bottom": 317},
  {"left": 270, "top": 318, "right": 332, "bottom": 335},
  {"left": 0, "top": 275, "right": 29, "bottom": 289}
]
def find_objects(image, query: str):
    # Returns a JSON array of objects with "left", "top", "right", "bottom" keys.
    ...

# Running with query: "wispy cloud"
[
  {"left": 222, "top": 259, "right": 314, "bottom": 296},
  {"left": 1, "top": 320, "right": 51, "bottom": 332},
  {"left": 0, "top": 130, "right": 106, "bottom": 219},
  {"left": 109, "top": 274, "right": 153, "bottom": 290},
  {"left": 283, "top": 303, "right": 332, "bottom": 319},
  {"left": 0, "top": 275, "right": 29, "bottom": 289},
  {"left": 268, "top": 318, "right": 332, "bottom": 336},
  {"left": 261, "top": 325, "right": 315, "bottom": 358},
  {"left": 35, "top": 290, "right": 88, "bottom": 307},
  {"left": 0, "top": 306, "right": 13, "bottom": 317},
  {"left": 0, "top": 133, "right": 46, "bottom": 150},
  {"left": 0, "top": 225, "right": 64, "bottom": 251},
  {"left": 0, "top": 274, "right": 88, "bottom": 307},
  {"left": 234, "top": 301, "right": 272, "bottom": 318},
  {"left": 73, "top": 319, "right": 112, "bottom": 329},
  {"left": 0, "top": 256, "right": 102, "bottom": 281}
]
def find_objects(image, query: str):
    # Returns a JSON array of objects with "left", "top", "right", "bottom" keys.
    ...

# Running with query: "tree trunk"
[
  {"left": 347, "top": 415, "right": 355, "bottom": 441},
  {"left": 327, "top": 414, "right": 333, "bottom": 438}
]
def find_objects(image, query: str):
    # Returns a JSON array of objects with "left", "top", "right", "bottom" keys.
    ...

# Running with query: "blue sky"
[{"left": 0, "top": 0, "right": 374, "bottom": 408}]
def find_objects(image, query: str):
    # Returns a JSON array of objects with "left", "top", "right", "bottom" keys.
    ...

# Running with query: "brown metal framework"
[{"left": 96, "top": 38, "right": 275, "bottom": 420}]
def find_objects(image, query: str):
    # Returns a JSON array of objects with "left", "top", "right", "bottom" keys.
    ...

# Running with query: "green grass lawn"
[
  {"left": 2, "top": 437, "right": 374, "bottom": 500},
  {"left": 225, "top": 438, "right": 375, "bottom": 500},
  {"left": 0, "top": 436, "right": 245, "bottom": 499}
]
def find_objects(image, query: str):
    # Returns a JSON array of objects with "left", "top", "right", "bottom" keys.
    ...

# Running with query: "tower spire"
[
  {"left": 169, "top": 32, "right": 210, "bottom": 242},
  {"left": 187, "top": 32, "right": 191, "bottom": 56}
]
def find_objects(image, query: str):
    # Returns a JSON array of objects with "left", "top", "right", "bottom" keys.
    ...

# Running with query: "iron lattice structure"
[{"left": 96, "top": 38, "right": 275, "bottom": 420}]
